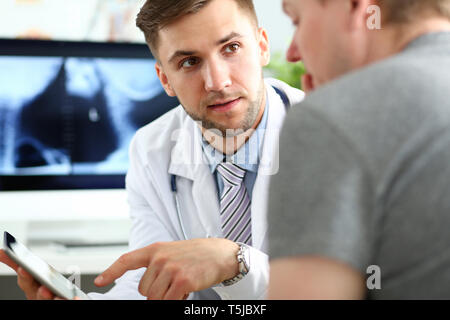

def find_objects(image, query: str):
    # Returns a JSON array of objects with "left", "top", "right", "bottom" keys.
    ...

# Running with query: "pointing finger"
[{"left": 95, "top": 247, "right": 152, "bottom": 287}]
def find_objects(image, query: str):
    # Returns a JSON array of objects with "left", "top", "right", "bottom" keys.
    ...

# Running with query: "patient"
[{"left": 268, "top": 0, "right": 450, "bottom": 299}]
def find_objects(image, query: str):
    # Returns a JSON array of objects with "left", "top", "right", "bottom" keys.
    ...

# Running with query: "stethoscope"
[
  {"left": 171, "top": 174, "right": 189, "bottom": 240},
  {"left": 170, "top": 86, "right": 290, "bottom": 241}
]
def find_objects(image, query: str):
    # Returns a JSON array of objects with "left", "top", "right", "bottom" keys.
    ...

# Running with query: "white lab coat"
[{"left": 89, "top": 78, "right": 304, "bottom": 300}]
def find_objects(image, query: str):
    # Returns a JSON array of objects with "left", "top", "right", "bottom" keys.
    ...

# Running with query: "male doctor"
[{"left": 0, "top": 0, "right": 303, "bottom": 300}]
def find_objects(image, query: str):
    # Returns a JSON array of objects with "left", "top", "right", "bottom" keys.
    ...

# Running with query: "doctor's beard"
[{"left": 182, "top": 80, "right": 265, "bottom": 138}]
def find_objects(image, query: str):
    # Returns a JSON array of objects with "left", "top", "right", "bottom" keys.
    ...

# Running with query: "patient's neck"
[{"left": 366, "top": 16, "right": 450, "bottom": 64}]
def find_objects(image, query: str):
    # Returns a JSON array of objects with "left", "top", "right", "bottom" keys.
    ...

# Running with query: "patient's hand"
[
  {"left": 0, "top": 249, "right": 56, "bottom": 300},
  {"left": 17, "top": 266, "right": 56, "bottom": 300}
]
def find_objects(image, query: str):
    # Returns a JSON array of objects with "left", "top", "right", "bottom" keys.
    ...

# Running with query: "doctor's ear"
[
  {"left": 155, "top": 63, "right": 176, "bottom": 97},
  {"left": 258, "top": 27, "right": 270, "bottom": 67}
]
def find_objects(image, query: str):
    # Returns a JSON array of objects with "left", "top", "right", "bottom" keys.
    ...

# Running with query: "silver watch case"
[{"left": 222, "top": 244, "right": 250, "bottom": 286}]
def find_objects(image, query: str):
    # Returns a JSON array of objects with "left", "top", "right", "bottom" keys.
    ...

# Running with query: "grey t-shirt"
[{"left": 268, "top": 32, "right": 450, "bottom": 299}]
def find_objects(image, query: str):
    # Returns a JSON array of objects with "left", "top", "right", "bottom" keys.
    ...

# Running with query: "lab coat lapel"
[
  {"left": 168, "top": 118, "right": 221, "bottom": 239},
  {"left": 190, "top": 165, "right": 222, "bottom": 238},
  {"left": 251, "top": 85, "right": 287, "bottom": 251}
]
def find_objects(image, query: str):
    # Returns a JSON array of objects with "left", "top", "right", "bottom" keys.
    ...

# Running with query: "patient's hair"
[
  {"left": 136, "top": 0, "right": 258, "bottom": 59},
  {"left": 378, "top": 0, "right": 450, "bottom": 24}
]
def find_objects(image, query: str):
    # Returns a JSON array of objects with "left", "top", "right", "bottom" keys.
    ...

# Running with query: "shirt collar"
[{"left": 201, "top": 91, "right": 269, "bottom": 174}]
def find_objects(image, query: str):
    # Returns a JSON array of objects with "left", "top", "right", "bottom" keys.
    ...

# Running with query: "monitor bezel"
[{"left": 0, "top": 38, "right": 153, "bottom": 58}]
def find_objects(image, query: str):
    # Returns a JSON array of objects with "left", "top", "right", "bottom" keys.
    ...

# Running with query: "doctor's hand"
[
  {"left": 0, "top": 249, "right": 55, "bottom": 300},
  {"left": 94, "top": 238, "right": 240, "bottom": 300}
]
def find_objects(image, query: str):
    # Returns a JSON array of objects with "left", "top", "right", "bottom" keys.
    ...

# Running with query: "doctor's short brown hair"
[{"left": 136, "top": 0, "right": 258, "bottom": 59}]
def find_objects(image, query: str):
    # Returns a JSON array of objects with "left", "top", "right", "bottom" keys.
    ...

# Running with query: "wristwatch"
[{"left": 222, "top": 244, "right": 250, "bottom": 286}]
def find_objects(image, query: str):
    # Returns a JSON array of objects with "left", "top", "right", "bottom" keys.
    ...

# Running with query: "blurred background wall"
[{"left": 0, "top": 0, "right": 294, "bottom": 54}]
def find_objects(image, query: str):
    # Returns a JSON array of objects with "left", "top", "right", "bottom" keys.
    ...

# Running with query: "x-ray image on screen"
[{"left": 0, "top": 52, "right": 179, "bottom": 187}]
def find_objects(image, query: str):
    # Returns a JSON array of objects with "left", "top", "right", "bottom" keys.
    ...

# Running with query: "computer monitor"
[
  {"left": 0, "top": 39, "right": 179, "bottom": 223},
  {"left": 0, "top": 39, "right": 179, "bottom": 190}
]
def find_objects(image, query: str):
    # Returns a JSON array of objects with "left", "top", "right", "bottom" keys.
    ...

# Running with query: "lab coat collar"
[{"left": 167, "top": 115, "right": 208, "bottom": 181}]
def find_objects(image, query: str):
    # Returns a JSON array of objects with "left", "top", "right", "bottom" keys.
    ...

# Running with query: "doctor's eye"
[
  {"left": 224, "top": 43, "right": 241, "bottom": 54},
  {"left": 180, "top": 57, "right": 200, "bottom": 69}
]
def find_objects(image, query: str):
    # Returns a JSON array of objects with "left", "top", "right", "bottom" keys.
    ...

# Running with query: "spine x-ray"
[{"left": 0, "top": 56, "right": 178, "bottom": 178}]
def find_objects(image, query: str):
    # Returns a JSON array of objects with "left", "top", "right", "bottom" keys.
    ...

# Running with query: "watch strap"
[{"left": 222, "top": 244, "right": 250, "bottom": 286}]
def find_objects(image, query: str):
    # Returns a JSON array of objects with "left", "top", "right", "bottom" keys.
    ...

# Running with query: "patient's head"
[{"left": 282, "top": 0, "right": 450, "bottom": 89}]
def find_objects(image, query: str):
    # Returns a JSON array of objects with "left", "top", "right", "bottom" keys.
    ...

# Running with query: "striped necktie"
[{"left": 216, "top": 162, "right": 252, "bottom": 245}]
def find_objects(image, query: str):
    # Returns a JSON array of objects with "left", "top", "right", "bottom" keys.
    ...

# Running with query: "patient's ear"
[
  {"left": 155, "top": 63, "right": 176, "bottom": 97},
  {"left": 348, "top": 0, "right": 373, "bottom": 30}
]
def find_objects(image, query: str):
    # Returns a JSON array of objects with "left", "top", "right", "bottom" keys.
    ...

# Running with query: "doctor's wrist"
[
  {"left": 220, "top": 240, "right": 240, "bottom": 281},
  {"left": 222, "top": 243, "right": 250, "bottom": 286}
]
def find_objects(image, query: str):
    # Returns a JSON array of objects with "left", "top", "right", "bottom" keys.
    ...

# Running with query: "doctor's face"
[{"left": 154, "top": 0, "right": 270, "bottom": 135}]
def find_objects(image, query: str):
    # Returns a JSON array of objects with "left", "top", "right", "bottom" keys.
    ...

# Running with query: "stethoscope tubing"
[{"left": 171, "top": 175, "right": 188, "bottom": 240}]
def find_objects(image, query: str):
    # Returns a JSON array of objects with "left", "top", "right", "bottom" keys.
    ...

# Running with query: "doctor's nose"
[
  {"left": 203, "top": 60, "right": 232, "bottom": 92},
  {"left": 286, "top": 40, "right": 302, "bottom": 63}
]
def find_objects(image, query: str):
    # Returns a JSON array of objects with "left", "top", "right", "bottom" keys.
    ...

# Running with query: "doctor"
[{"left": 0, "top": 0, "right": 303, "bottom": 300}]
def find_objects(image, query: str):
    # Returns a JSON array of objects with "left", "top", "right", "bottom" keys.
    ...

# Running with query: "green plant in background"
[{"left": 264, "top": 51, "right": 306, "bottom": 90}]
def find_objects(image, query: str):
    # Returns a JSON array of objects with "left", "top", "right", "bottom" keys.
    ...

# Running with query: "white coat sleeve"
[{"left": 212, "top": 246, "right": 269, "bottom": 300}]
